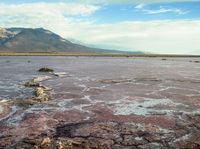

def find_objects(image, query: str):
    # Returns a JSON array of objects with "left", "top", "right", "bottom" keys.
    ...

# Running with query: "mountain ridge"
[{"left": 0, "top": 27, "right": 143, "bottom": 54}]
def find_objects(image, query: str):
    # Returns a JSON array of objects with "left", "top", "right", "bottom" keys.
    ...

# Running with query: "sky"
[{"left": 0, "top": 0, "right": 200, "bottom": 54}]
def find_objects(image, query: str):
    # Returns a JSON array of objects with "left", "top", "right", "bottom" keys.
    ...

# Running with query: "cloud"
[
  {"left": 66, "top": 20, "right": 200, "bottom": 54},
  {"left": 63, "top": 0, "right": 200, "bottom": 5},
  {"left": 135, "top": 4, "right": 189, "bottom": 15},
  {"left": 143, "top": 7, "right": 188, "bottom": 15},
  {"left": 0, "top": 2, "right": 100, "bottom": 39},
  {"left": 0, "top": 2, "right": 200, "bottom": 54},
  {"left": 135, "top": 3, "right": 145, "bottom": 9},
  {"left": 0, "top": 2, "right": 100, "bottom": 16}
]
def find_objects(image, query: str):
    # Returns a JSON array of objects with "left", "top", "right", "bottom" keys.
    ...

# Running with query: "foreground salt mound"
[
  {"left": 23, "top": 75, "right": 53, "bottom": 102},
  {"left": 38, "top": 67, "right": 54, "bottom": 72},
  {"left": 52, "top": 72, "right": 67, "bottom": 77},
  {"left": 23, "top": 68, "right": 67, "bottom": 103},
  {"left": 25, "top": 76, "right": 52, "bottom": 87},
  {"left": 33, "top": 76, "right": 52, "bottom": 82}
]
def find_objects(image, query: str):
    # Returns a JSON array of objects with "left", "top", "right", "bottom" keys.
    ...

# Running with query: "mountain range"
[{"left": 0, "top": 27, "right": 142, "bottom": 54}]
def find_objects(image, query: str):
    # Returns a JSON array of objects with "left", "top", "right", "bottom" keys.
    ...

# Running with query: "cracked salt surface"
[
  {"left": 0, "top": 105, "right": 3, "bottom": 113},
  {"left": 6, "top": 112, "right": 25, "bottom": 125},
  {"left": 0, "top": 106, "right": 17, "bottom": 122},
  {"left": 136, "top": 123, "right": 172, "bottom": 134},
  {"left": 112, "top": 98, "right": 186, "bottom": 116},
  {"left": 174, "top": 133, "right": 191, "bottom": 142}
]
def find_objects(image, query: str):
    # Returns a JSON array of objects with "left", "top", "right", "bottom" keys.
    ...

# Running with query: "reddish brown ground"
[{"left": 0, "top": 57, "right": 200, "bottom": 148}]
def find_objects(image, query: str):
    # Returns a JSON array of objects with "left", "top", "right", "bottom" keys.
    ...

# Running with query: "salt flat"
[{"left": 0, "top": 56, "right": 200, "bottom": 148}]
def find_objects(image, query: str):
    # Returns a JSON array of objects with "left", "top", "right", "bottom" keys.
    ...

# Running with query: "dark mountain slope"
[{"left": 0, "top": 27, "right": 143, "bottom": 54}]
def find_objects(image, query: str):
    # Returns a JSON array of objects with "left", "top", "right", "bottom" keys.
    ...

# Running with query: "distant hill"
[{"left": 0, "top": 27, "right": 143, "bottom": 54}]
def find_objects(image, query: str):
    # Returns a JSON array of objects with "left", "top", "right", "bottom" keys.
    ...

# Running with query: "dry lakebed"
[{"left": 0, "top": 56, "right": 200, "bottom": 149}]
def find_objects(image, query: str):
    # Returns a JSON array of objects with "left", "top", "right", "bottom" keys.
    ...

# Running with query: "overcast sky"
[{"left": 0, "top": 0, "right": 200, "bottom": 54}]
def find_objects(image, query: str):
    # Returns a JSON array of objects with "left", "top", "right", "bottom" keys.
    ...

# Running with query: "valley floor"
[{"left": 0, "top": 57, "right": 200, "bottom": 148}]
